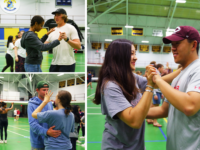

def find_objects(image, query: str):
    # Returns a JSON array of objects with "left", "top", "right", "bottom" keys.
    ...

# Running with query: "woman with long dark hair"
[
  {"left": 32, "top": 90, "right": 74, "bottom": 150},
  {"left": 70, "top": 105, "right": 81, "bottom": 150},
  {"left": 2, "top": 36, "right": 15, "bottom": 72},
  {"left": 0, "top": 102, "right": 13, "bottom": 143},
  {"left": 93, "top": 39, "right": 181, "bottom": 149},
  {"left": 21, "top": 15, "right": 63, "bottom": 72}
]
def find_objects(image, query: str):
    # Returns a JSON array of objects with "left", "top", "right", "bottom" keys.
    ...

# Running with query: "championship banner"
[
  {"left": 67, "top": 79, "right": 75, "bottom": 86},
  {"left": 134, "top": 44, "right": 137, "bottom": 51},
  {"left": 139, "top": 45, "right": 149, "bottom": 52},
  {"left": 132, "top": 28, "right": 143, "bottom": 36},
  {"left": 76, "top": 77, "right": 85, "bottom": 85},
  {"left": 111, "top": 27, "right": 123, "bottom": 35},
  {"left": 104, "top": 43, "right": 110, "bottom": 50},
  {"left": 59, "top": 81, "right": 66, "bottom": 88},
  {"left": 152, "top": 46, "right": 161, "bottom": 53},
  {"left": 92, "top": 43, "right": 101, "bottom": 49},
  {"left": 163, "top": 46, "right": 171, "bottom": 53}
]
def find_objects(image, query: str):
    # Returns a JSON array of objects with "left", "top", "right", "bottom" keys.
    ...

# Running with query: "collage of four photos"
[{"left": 1, "top": 0, "right": 200, "bottom": 150}]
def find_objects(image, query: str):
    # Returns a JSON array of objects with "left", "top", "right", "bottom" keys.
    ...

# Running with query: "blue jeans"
[
  {"left": 153, "top": 92, "right": 162, "bottom": 105},
  {"left": 24, "top": 63, "right": 42, "bottom": 72}
]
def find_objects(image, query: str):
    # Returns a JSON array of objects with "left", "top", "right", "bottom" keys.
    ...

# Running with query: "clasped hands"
[
  {"left": 145, "top": 65, "right": 162, "bottom": 88},
  {"left": 46, "top": 28, "right": 68, "bottom": 41}
]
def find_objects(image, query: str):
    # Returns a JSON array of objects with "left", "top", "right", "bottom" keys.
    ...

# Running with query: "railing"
[{"left": 0, "top": 14, "right": 85, "bottom": 26}]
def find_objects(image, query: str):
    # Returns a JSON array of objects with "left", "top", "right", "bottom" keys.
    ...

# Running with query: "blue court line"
[
  {"left": 159, "top": 127, "right": 167, "bottom": 140},
  {"left": 88, "top": 140, "right": 166, "bottom": 144}
]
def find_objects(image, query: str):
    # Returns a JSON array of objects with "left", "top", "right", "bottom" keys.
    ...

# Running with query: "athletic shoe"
[
  {"left": 81, "top": 143, "right": 85, "bottom": 147},
  {"left": 0, "top": 140, "right": 3, "bottom": 143},
  {"left": 80, "top": 136, "right": 85, "bottom": 138},
  {"left": 77, "top": 140, "right": 81, "bottom": 143},
  {"left": 4, "top": 140, "right": 7, "bottom": 143}
]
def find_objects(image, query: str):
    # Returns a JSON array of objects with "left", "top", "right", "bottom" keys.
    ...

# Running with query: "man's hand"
[
  {"left": 47, "top": 126, "right": 61, "bottom": 138},
  {"left": 60, "top": 32, "right": 67, "bottom": 41},
  {"left": 154, "top": 95, "right": 158, "bottom": 100}
]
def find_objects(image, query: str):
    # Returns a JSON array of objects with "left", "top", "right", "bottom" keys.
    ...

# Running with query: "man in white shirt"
[
  {"left": 14, "top": 30, "right": 26, "bottom": 72},
  {"left": 45, "top": 8, "right": 81, "bottom": 72}
]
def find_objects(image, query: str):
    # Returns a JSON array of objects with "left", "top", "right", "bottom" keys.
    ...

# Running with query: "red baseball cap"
[{"left": 163, "top": 26, "right": 200, "bottom": 44}]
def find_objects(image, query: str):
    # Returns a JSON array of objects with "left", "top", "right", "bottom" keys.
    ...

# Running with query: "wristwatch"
[{"left": 65, "top": 37, "right": 69, "bottom": 42}]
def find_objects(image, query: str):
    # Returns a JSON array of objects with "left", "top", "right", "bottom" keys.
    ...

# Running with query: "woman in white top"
[{"left": 2, "top": 36, "right": 15, "bottom": 72}]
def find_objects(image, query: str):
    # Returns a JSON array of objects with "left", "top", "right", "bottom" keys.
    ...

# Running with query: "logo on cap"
[{"left": 173, "top": 27, "right": 181, "bottom": 34}]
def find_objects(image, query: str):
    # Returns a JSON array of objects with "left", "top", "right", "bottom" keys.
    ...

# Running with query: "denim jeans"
[{"left": 24, "top": 63, "right": 42, "bottom": 72}]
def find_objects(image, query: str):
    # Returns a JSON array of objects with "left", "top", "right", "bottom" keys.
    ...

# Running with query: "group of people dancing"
[
  {"left": 2, "top": 8, "right": 81, "bottom": 72},
  {"left": 94, "top": 26, "right": 200, "bottom": 150}
]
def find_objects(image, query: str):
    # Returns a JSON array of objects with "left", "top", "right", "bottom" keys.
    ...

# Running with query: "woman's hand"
[
  {"left": 47, "top": 28, "right": 55, "bottom": 35},
  {"left": 44, "top": 91, "right": 53, "bottom": 103},
  {"left": 146, "top": 65, "right": 157, "bottom": 86},
  {"left": 15, "top": 56, "right": 18, "bottom": 62},
  {"left": 58, "top": 32, "right": 63, "bottom": 41}
]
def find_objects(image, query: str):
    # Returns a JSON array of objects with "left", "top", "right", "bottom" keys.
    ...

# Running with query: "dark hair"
[
  {"left": 150, "top": 61, "right": 156, "bottom": 67},
  {"left": 155, "top": 64, "right": 164, "bottom": 69},
  {"left": 93, "top": 39, "right": 138, "bottom": 105},
  {"left": 7, "top": 36, "right": 13, "bottom": 48},
  {"left": 31, "top": 15, "right": 44, "bottom": 27},
  {"left": 187, "top": 39, "right": 199, "bottom": 55},
  {"left": 57, "top": 90, "right": 72, "bottom": 116},
  {"left": 72, "top": 105, "right": 81, "bottom": 123},
  {"left": 2, "top": 102, "right": 6, "bottom": 107}
]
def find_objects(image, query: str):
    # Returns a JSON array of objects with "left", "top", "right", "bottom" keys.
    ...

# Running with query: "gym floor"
[
  {"left": 87, "top": 82, "right": 168, "bottom": 150},
  {"left": 0, "top": 53, "right": 85, "bottom": 72},
  {"left": 0, "top": 117, "right": 85, "bottom": 150}
]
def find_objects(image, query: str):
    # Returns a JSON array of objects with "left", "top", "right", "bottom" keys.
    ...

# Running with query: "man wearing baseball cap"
[
  {"left": 146, "top": 26, "right": 200, "bottom": 150},
  {"left": 45, "top": 8, "right": 81, "bottom": 72},
  {"left": 28, "top": 81, "right": 61, "bottom": 150}
]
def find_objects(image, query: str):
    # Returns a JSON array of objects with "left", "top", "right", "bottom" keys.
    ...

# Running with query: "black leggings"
[
  {"left": 0, "top": 120, "right": 8, "bottom": 140},
  {"left": 70, "top": 138, "right": 77, "bottom": 150},
  {"left": 2, "top": 53, "right": 14, "bottom": 72}
]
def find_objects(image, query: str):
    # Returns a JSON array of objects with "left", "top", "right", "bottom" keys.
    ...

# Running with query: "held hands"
[
  {"left": 44, "top": 91, "right": 53, "bottom": 103},
  {"left": 145, "top": 65, "right": 157, "bottom": 86},
  {"left": 58, "top": 32, "right": 68, "bottom": 41}
]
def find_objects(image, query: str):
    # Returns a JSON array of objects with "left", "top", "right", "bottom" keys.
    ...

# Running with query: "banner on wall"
[
  {"left": 139, "top": 45, "right": 149, "bottom": 52},
  {"left": 104, "top": 43, "right": 110, "bottom": 50},
  {"left": 1, "top": 0, "right": 20, "bottom": 14},
  {"left": 67, "top": 79, "right": 75, "bottom": 86},
  {"left": 132, "top": 28, "right": 143, "bottom": 36},
  {"left": 56, "top": 0, "right": 72, "bottom": 6},
  {"left": 152, "top": 46, "right": 161, "bottom": 53},
  {"left": 92, "top": 43, "right": 101, "bottom": 49},
  {"left": 134, "top": 44, "right": 137, "bottom": 51},
  {"left": 76, "top": 77, "right": 85, "bottom": 85},
  {"left": 163, "top": 46, "right": 171, "bottom": 53},
  {"left": 59, "top": 81, "right": 66, "bottom": 88},
  {"left": 111, "top": 27, "right": 123, "bottom": 35}
]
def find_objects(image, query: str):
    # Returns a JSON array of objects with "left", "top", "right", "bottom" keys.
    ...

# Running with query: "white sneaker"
[
  {"left": 81, "top": 143, "right": 85, "bottom": 147},
  {"left": 77, "top": 140, "right": 81, "bottom": 143},
  {"left": 0, "top": 140, "right": 3, "bottom": 143},
  {"left": 80, "top": 136, "right": 85, "bottom": 138},
  {"left": 4, "top": 140, "right": 7, "bottom": 143}
]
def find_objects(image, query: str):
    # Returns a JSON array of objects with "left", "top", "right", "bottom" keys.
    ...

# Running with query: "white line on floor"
[
  {"left": 87, "top": 113, "right": 102, "bottom": 115},
  {"left": 8, "top": 125, "right": 30, "bottom": 132},
  {"left": 87, "top": 93, "right": 95, "bottom": 98},
  {"left": 87, "top": 107, "right": 100, "bottom": 109},
  {"left": 7, "top": 130, "right": 30, "bottom": 139}
]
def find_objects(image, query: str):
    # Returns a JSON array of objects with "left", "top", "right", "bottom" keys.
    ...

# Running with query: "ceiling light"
[
  {"left": 125, "top": 25, "right": 134, "bottom": 28},
  {"left": 87, "top": 27, "right": 90, "bottom": 29},
  {"left": 0, "top": 77, "right": 4, "bottom": 78},
  {"left": 105, "top": 39, "right": 112, "bottom": 41},
  {"left": 176, "top": 0, "right": 186, "bottom": 3},
  {"left": 57, "top": 73, "right": 64, "bottom": 76},
  {"left": 142, "top": 41, "right": 149, "bottom": 43}
]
